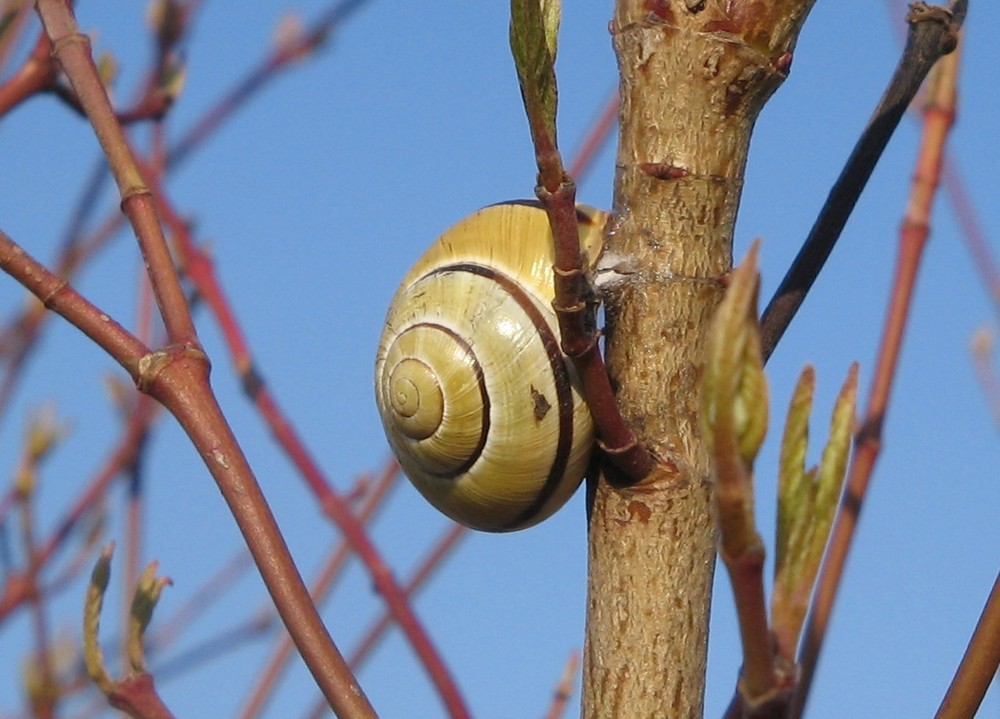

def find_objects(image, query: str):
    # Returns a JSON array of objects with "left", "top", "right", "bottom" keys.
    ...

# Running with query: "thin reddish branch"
[
  {"left": 706, "top": 247, "right": 780, "bottom": 714},
  {"left": 0, "top": 248, "right": 162, "bottom": 621},
  {"left": 36, "top": 1, "right": 198, "bottom": 348},
  {"left": 970, "top": 330, "right": 1000, "bottom": 428},
  {"left": 0, "top": 396, "right": 158, "bottom": 623},
  {"left": 237, "top": 459, "right": 400, "bottom": 719},
  {"left": 883, "top": 0, "right": 999, "bottom": 314},
  {"left": 168, "top": 0, "right": 372, "bottom": 168},
  {"left": 0, "top": 32, "right": 55, "bottom": 116},
  {"left": 0, "top": 196, "right": 128, "bottom": 422},
  {"left": 721, "top": 544, "right": 781, "bottom": 704},
  {"left": 123, "top": 272, "right": 158, "bottom": 670},
  {"left": 1, "top": 0, "right": 372, "bottom": 425},
  {"left": 306, "top": 522, "right": 468, "bottom": 719},
  {"left": 542, "top": 652, "right": 580, "bottom": 719},
  {"left": 144, "top": 170, "right": 469, "bottom": 717},
  {"left": 537, "top": 182, "right": 654, "bottom": 482},
  {"left": 0, "top": 3, "right": 35, "bottom": 74},
  {"left": 15, "top": 4, "right": 379, "bottom": 713},
  {"left": 759, "top": 2, "right": 966, "bottom": 361},
  {"left": 942, "top": 159, "right": 1000, "bottom": 314},
  {"left": 934, "top": 569, "right": 1000, "bottom": 719},
  {"left": 0, "top": 229, "right": 150, "bottom": 372},
  {"left": 790, "top": 38, "right": 962, "bottom": 719},
  {"left": 18, "top": 458, "right": 58, "bottom": 717},
  {"left": 139, "top": 343, "right": 378, "bottom": 719},
  {"left": 0, "top": 5, "right": 401, "bottom": 718},
  {"left": 133, "top": 469, "right": 405, "bottom": 684},
  {"left": 347, "top": 522, "right": 467, "bottom": 669},
  {"left": 511, "top": 14, "right": 653, "bottom": 482},
  {"left": 106, "top": 673, "right": 175, "bottom": 719},
  {"left": 566, "top": 88, "right": 617, "bottom": 185}
]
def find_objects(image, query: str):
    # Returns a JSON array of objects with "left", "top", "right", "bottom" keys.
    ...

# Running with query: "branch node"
[
  {"left": 136, "top": 351, "right": 171, "bottom": 392},
  {"left": 119, "top": 185, "right": 153, "bottom": 206},
  {"left": 640, "top": 162, "right": 690, "bottom": 180},
  {"left": 40, "top": 279, "right": 68, "bottom": 308},
  {"left": 51, "top": 31, "right": 91, "bottom": 56}
]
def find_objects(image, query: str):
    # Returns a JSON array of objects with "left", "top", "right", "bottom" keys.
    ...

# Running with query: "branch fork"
[{"left": 135, "top": 345, "right": 210, "bottom": 394}]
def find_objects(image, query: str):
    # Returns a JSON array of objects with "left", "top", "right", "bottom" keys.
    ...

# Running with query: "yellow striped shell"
[{"left": 374, "top": 202, "right": 605, "bottom": 531}]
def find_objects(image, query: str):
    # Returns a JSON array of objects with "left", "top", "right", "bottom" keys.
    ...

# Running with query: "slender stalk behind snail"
[{"left": 374, "top": 202, "right": 606, "bottom": 531}]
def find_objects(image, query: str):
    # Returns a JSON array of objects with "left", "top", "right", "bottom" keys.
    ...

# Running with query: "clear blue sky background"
[{"left": 1, "top": 2, "right": 997, "bottom": 718}]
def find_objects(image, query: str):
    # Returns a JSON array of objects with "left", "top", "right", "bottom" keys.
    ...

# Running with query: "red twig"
[
  {"left": 0, "top": 1, "right": 356, "bottom": 425},
  {"left": 106, "top": 673, "right": 175, "bottom": 719},
  {"left": 790, "top": 35, "right": 962, "bottom": 719},
  {"left": 566, "top": 88, "right": 617, "bottom": 185},
  {"left": 542, "top": 651, "right": 580, "bottom": 719},
  {"left": 0, "top": 3, "right": 35, "bottom": 74},
  {"left": 2, "top": 397, "right": 159, "bottom": 618},
  {"left": 347, "top": 523, "right": 467, "bottom": 669},
  {"left": 0, "top": 32, "right": 55, "bottom": 116},
  {"left": 510, "top": 6, "right": 653, "bottom": 482},
  {"left": 16, "top": 447, "right": 58, "bottom": 716},
  {"left": 237, "top": 459, "right": 401, "bottom": 719},
  {"left": 18, "top": 3, "right": 378, "bottom": 715},
  {"left": 304, "top": 522, "right": 468, "bottom": 719},
  {"left": 942, "top": 159, "right": 1000, "bottom": 314},
  {"left": 122, "top": 270, "right": 159, "bottom": 671},
  {"left": 537, "top": 184, "right": 653, "bottom": 484},
  {"left": 167, "top": 0, "right": 372, "bottom": 168},
  {"left": 35, "top": 5, "right": 197, "bottom": 347},
  {"left": 147, "top": 177, "right": 468, "bottom": 717},
  {"left": 970, "top": 330, "right": 1000, "bottom": 429},
  {"left": 883, "top": 0, "right": 1000, "bottom": 314},
  {"left": 934, "top": 569, "right": 1000, "bottom": 719}
]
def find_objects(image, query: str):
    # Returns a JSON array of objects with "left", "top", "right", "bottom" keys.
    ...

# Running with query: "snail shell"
[{"left": 374, "top": 202, "right": 606, "bottom": 531}]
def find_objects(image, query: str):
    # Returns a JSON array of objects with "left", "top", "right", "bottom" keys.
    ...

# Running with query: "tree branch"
[{"left": 759, "top": 1, "right": 966, "bottom": 361}]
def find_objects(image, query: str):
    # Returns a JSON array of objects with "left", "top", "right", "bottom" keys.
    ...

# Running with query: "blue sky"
[{"left": 0, "top": 2, "right": 997, "bottom": 718}]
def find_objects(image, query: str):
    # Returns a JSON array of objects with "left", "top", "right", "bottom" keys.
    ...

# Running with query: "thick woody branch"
[{"left": 585, "top": 0, "right": 817, "bottom": 716}]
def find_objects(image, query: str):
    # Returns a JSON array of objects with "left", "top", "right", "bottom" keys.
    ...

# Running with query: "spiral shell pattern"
[{"left": 375, "top": 202, "right": 605, "bottom": 531}]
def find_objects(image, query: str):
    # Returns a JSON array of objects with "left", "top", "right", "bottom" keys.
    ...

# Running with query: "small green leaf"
[
  {"left": 736, "top": 318, "right": 768, "bottom": 466},
  {"left": 25, "top": 405, "right": 66, "bottom": 461},
  {"left": 96, "top": 52, "right": 118, "bottom": 90},
  {"left": 159, "top": 57, "right": 187, "bottom": 103},
  {"left": 804, "top": 363, "right": 858, "bottom": 575},
  {"left": 776, "top": 366, "right": 815, "bottom": 575},
  {"left": 703, "top": 240, "right": 768, "bottom": 469},
  {"left": 128, "top": 561, "right": 172, "bottom": 673},
  {"left": 702, "top": 241, "right": 769, "bottom": 557},
  {"left": 770, "top": 364, "right": 858, "bottom": 658},
  {"left": 540, "top": 0, "right": 560, "bottom": 58},
  {"left": 84, "top": 544, "right": 115, "bottom": 694},
  {"left": 510, "top": 0, "right": 560, "bottom": 150}
]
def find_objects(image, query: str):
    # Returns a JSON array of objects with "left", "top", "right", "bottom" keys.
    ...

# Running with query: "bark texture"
[{"left": 583, "top": 2, "right": 814, "bottom": 717}]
